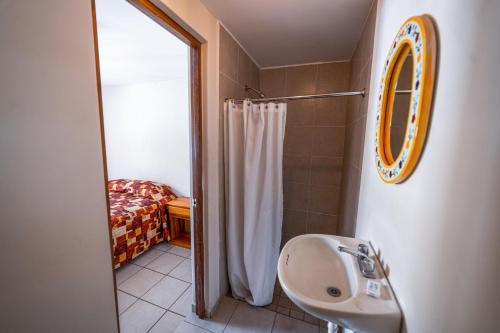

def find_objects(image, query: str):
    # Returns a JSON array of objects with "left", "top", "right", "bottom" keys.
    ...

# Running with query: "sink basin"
[{"left": 277, "top": 234, "right": 401, "bottom": 333}]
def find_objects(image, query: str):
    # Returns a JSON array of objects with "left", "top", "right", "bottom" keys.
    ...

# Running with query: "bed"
[{"left": 108, "top": 179, "right": 176, "bottom": 269}]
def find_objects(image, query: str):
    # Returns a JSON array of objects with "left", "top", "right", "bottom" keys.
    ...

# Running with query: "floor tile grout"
[
  {"left": 146, "top": 310, "right": 167, "bottom": 333},
  {"left": 269, "top": 310, "right": 278, "bottom": 333},
  {"left": 117, "top": 250, "right": 190, "bottom": 287},
  {"left": 163, "top": 283, "right": 191, "bottom": 313},
  {"left": 221, "top": 299, "right": 241, "bottom": 333},
  {"left": 117, "top": 244, "right": 194, "bottom": 333},
  {"left": 120, "top": 269, "right": 178, "bottom": 305},
  {"left": 143, "top": 255, "right": 188, "bottom": 276},
  {"left": 120, "top": 244, "right": 323, "bottom": 332},
  {"left": 118, "top": 291, "right": 139, "bottom": 315},
  {"left": 166, "top": 271, "right": 192, "bottom": 284},
  {"left": 120, "top": 282, "right": 191, "bottom": 314}
]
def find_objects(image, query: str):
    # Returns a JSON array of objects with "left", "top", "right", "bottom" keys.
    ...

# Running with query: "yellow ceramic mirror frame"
[{"left": 374, "top": 15, "right": 436, "bottom": 184}]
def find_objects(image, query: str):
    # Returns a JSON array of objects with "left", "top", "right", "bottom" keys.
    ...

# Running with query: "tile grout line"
[
  {"left": 144, "top": 256, "right": 189, "bottom": 277},
  {"left": 137, "top": 269, "right": 190, "bottom": 306},
  {"left": 119, "top": 264, "right": 183, "bottom": 305},
  {"left": 116, "top": 263, "right": 143, "bottom": 287},
  {"left": 120, "top": 282, "right": 191, "bottom": 315},
  {"left": 117, "top": 245, "right": 193, "bottom": 331},
  {"left": 304, "top": 63, "right": 317, "bottom": 234},
  {"left": 160, "top": 282, "right": 191, "bottom": 314},
  {"left": 221, "top": 299, "right": 242, "bottom": 333},
  {"left": 116, "top": 255, "right": 164, "bottom": 288},
  {"left": 150, "top": 284, "right": 191, "bottom": 320},
  {"left": 145, "top": 309, "right": 168, "bottom": 333},
  {"left": 269, "top": 310, "right": 279, "bottom": 333},
  {"left": 118, "top": 292, "right": 140, "bottom": 317}
]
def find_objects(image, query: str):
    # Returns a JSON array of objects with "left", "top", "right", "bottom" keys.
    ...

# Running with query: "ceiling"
[
  {"left": 95, "top": 0, "right": 188, "bottom": 86},
  {"left": 200, "top": 0, "right": 374, "bottom": 67}
]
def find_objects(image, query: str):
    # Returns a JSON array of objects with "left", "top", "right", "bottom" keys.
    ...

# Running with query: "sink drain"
[{"left": 326, "top": 286, "right": 342, "bottom": 297}]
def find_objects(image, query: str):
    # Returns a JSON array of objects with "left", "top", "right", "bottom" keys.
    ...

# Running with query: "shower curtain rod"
[
  {"left": 226, "top": 89, "right": 411, "bottom": 104},
  {"left": 227, "top": 90, "right": 364, "bottom": 104}
]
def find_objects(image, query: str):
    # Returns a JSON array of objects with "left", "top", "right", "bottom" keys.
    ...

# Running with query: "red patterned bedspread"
[{"left": 108, "top": 179, "right": 176, "bottom": 269}]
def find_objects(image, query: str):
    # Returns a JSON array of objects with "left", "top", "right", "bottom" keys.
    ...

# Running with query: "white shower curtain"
[{"left": 224, "top": 99, "right": 287, "bottom": 306}]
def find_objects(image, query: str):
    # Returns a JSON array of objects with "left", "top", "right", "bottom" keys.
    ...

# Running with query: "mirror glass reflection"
[{"left": 390, "top": 52, "right": 413, "bottom": 159}]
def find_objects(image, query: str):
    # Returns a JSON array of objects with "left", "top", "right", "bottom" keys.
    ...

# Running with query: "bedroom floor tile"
[
  {"left": 169, "top": 259, "right": 192, "bottom": 283},
  {"left": 142, "top": 276, "right": 190, "bottom": 309},
  {"left": 149, "top": 311, "right": 184, "bottom": 333},
  {"left": 168, "top": 245, "right": 191, "bottom": 258},
  {"left": 117, "top": 291, "right": 138, "bottom": 314},
  {"left": 116, "top": 263, "right": 142, "bottom": 285},
  {"left": 170, "top": 286, "right": 193, "bottom": 317},
  {"left": 119, "top": 299, "right": 165, "bottom": 333},
  {"left": 118, "top": 268, "right": 164, "bottom": 298},
  {"left": 147, "top": 252, "right": 185, "bottom": 275},
  {"left": 155, "top": 242, "right": 174, "bottom": 252},
  {"left": 131, "top": 249, "right": 164, "bottom": 267}
]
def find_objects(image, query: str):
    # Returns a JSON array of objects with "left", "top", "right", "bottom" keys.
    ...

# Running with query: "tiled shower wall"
[
  {"left": 338, "top": 1, "right": 377, "bottom": 236},
  {"left": 260, "top": 62, "right": 351, "bottom": 245},
  {"left": 220, "top": 1, "right": 377, "bottom": 249},
  {"left": 219, "top": 25, "right": 261, "bottom": 294},
  {"left": 219, "top": 27, "right": 260, "bottom": 103}
]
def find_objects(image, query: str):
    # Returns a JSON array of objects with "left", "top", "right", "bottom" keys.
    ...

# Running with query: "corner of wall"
[
  {"left": 337, "top": 0, "right": 378, "bottom": 237},
  {"left": 217, "top": 23, "right": 262, "bottom": 305}
]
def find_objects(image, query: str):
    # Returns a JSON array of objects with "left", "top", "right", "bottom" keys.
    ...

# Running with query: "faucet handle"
[{"left": 358, "top": 243, "right": 369, "bottom": 256}]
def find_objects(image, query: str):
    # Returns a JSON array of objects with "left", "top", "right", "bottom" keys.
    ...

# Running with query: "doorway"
[{"left": 91, "top": 0, "right": 205, "bottom": 330}]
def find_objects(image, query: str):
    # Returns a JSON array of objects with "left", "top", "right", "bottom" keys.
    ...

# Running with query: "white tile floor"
[
  {"left": 116, "top": 243, "right": 328, "bottom": 333},
  {"left": 116, "top": 243, "right": 193, "bottom": 333}
]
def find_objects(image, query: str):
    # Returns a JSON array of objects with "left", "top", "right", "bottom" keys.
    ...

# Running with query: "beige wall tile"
[
  {"left": 283, "top": 209, "right": 307, "bottom": 241},
  {"left": 338, "top": 165, "right": 361, "bottom": 236},
  {"left": 312, "top": 127, "right": 345, "bottom": 157},
  {"left": 220, "top": 27, "right": 239, "bottom": 81},
  {"left": 351, "top": 116, "right": 367, "bottom": 170},
  {"left": 284, "top": 182, "right": 310, "bottom": 211},
  {"left": 309, "top": 185, "right": 341, "bottom": 215},
  {"left": 346, "top": 94, "right": 360, "bottom": 125},
  {"left": 284, "top": 126, "right": 313, "bottom": 157},
  {"left": 237, "top": 47, "right": 259, "bottom": 91},
  {"left": 315, "top": 98, "right": 347, "bottom": 126},
  {"left": 283, "top": 155, "right": 310, "bottom": 184},
  {"left": 307, "top": 212, "right": 338, "bottom": 234},
  {"left": 310, "top": 157, "right": 343, "bottom": 187},
  {"left": 287, "top": 99, "right": 315, "bottom": 126},
  {"left": 316, "top": 62, "right": 351, "bottom": 93},
  {"left": 261, "top": 61, "right": 353, "bottom": 240},
  {"left": 338, "top": 1, "right": 377, "bottom": 236},
  {"left": 219, "top": 73, "right": 241, "bottom": 106},
  {"left": 260, "top": 69, "right": 286, "bottom": 97},
  {"left": 285, "top": 65, "right": 317, "bottom": 95}
]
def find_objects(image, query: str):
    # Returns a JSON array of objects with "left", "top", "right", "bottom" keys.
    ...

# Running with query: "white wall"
[
  {"left": 102, "top": 79, "right": 191, "bottom": 196},
  {"left": 0, "top": 1, "right": 117, "bottom": 332},
  {"left": 356, "top": 0, "right": 500, "bottom": 332}
]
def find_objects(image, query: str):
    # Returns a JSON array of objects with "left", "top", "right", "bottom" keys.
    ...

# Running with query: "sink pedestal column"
[{"left": 328, "top": 322, "right": 344, "bottom": 333}]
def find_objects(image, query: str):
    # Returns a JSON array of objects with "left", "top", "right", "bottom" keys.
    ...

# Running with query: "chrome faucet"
[{"left": 338, "top": 244, "right": 376, "bottom": 279}]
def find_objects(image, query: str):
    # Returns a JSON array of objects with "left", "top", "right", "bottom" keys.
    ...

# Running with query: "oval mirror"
[{"left": 374, "top": 15, "right": 437, "bottom": 184}]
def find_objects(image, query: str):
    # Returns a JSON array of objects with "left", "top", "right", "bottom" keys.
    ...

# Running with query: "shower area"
[{"left": 217, "top": 1, "right": 376, "bottom": 322}]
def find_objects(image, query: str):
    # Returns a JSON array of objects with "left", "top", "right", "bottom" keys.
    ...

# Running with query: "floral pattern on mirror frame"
[{"left": 374, "top": 18, "right": 424, "bottom": 182}]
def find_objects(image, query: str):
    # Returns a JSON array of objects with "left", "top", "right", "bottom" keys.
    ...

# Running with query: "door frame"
[{"left": 91, "top": 0, "right": 206, "bottom": 321}]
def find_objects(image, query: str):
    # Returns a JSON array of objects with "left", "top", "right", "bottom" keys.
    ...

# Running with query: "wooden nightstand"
[{"left": 167, "top": 197, "right": 191, "bottom": 249}]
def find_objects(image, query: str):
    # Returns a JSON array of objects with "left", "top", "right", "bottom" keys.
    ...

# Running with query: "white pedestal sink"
[{"left": 277, "top": 234, "right": 401, "bottom": 333}]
